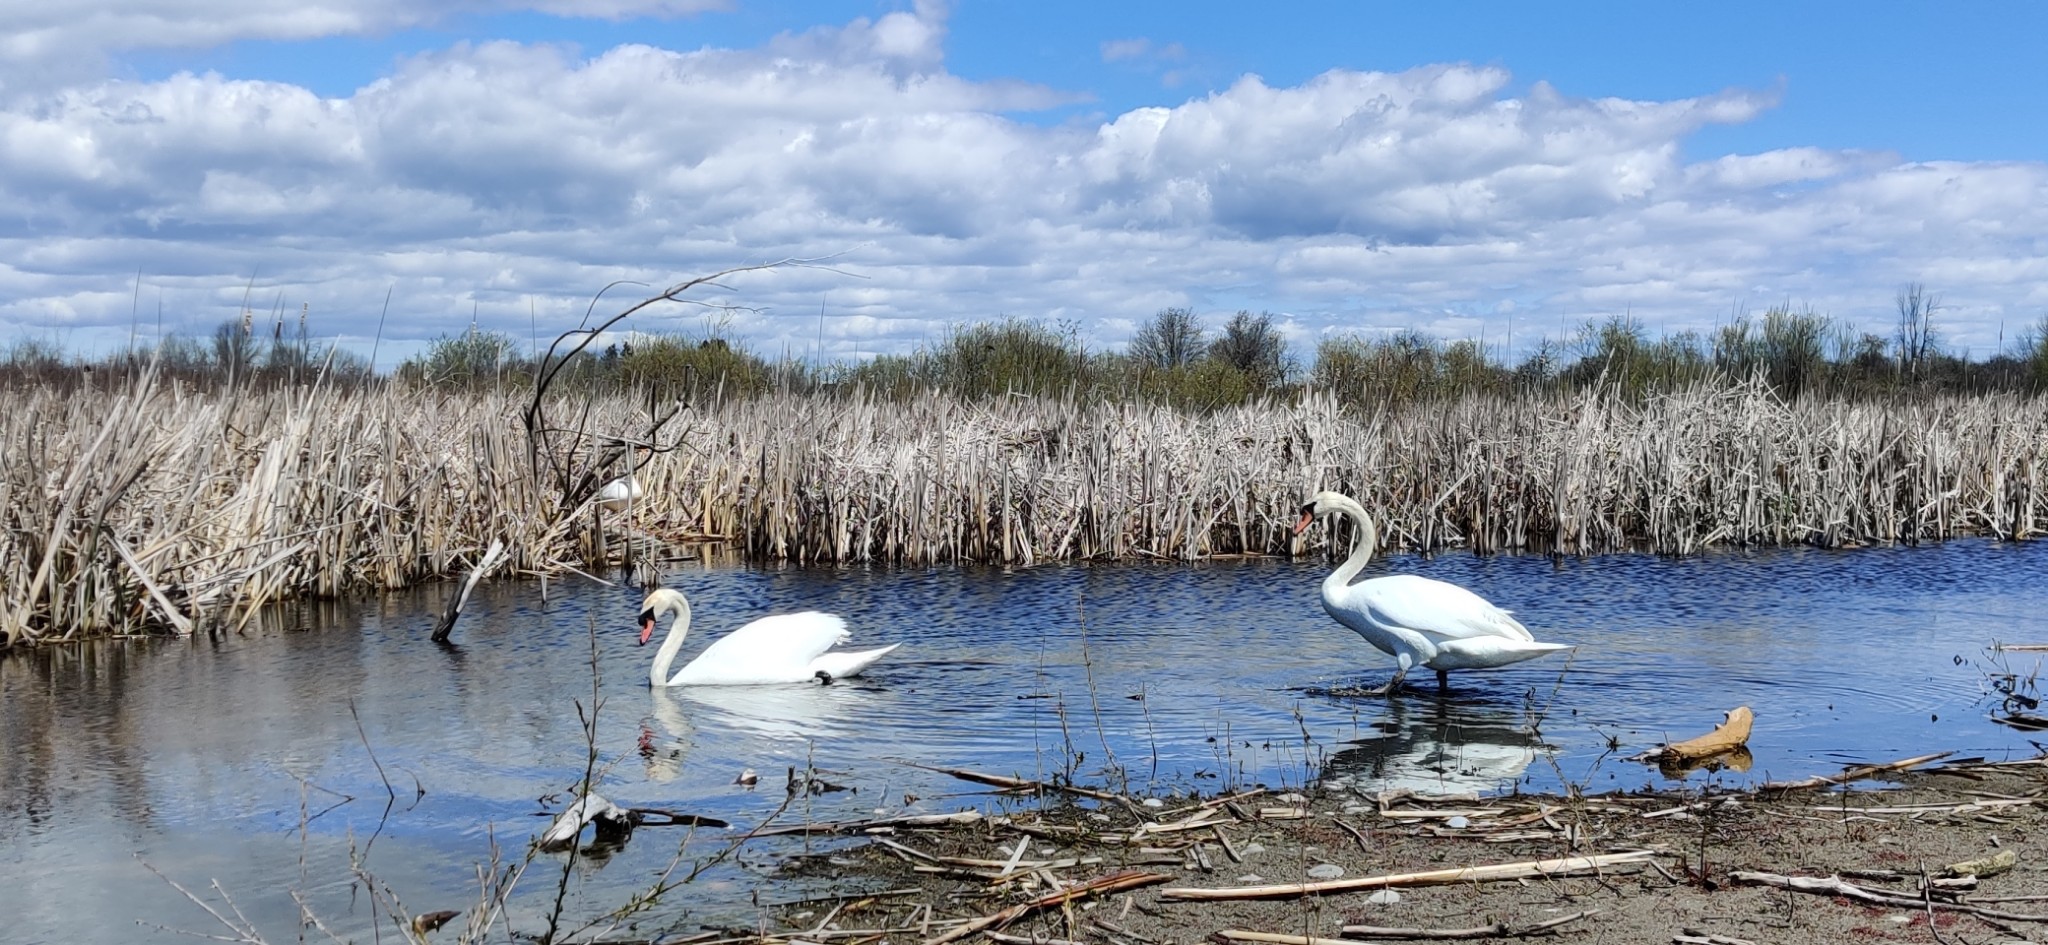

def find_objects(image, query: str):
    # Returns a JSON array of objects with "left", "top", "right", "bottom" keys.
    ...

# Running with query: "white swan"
[
  {"left": 638, "top": 587, "right": 901, "bottom": 687},
  {"left": 597, "top": 475, "right": 644, "bottom": 511},
  {"left": 1295, "top": 491, "right": 1571, "bottom": 694}
]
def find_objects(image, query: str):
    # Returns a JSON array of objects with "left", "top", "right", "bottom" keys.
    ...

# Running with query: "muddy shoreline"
[{"left": 649, "top": 754, "right": 2048, "bottom": 945}]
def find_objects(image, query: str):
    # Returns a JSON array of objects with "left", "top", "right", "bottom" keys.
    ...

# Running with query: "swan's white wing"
[
  {"left": 810, "top": 643, "right": 901, "bottom": 680},
  {"left": 1343, "top": 575, "right": 1535, "bottom": 644},
  {"left": 674, "top": 612, "right": 849, "bottom": 685}
]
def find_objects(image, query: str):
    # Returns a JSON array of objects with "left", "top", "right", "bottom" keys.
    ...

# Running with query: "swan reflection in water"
[
  {"left": 1318, "top": 693, "right": 1548, "bottom": 796},
  {"left": 639, "top": 682, "right": 892, "bottom": 783}
]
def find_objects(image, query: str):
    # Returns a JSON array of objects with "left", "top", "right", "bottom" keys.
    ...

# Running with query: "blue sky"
[{"left": 6, "top": 1, "right": 2047, "bottom": 368}]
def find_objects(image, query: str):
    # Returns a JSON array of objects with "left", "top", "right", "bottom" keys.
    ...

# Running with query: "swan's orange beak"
[
  {"left": 638, "top": 612, "right": 656, "bottom": 645},
  {"left": 1292, "top": 509, "right": 1315, "bottom": 536}
]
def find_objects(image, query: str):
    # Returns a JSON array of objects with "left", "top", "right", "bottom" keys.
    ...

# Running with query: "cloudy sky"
[{"left": 4, "top": 1, "right": 2045, "bottom": 369}]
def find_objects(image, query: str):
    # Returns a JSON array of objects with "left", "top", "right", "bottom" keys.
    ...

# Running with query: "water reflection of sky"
[{"left": 3, "top": 538, "right": 2046, "bottom": 942}]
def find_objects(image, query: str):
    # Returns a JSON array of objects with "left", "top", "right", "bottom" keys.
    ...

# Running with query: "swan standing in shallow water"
[
  {"left": 638, "top": 587, "right": 900, "bottom": 687},
  {"left": 1295, "top": 491, "right": 1571, "bottom": 694}
]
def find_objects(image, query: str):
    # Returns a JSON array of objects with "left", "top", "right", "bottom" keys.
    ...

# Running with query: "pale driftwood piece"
[
  {"left": 1211, "top": 825, "right": 1244, "bottom": 863},
  {"left": 538, "top": 791, "right": 632, "bottom": 851},
  {"left": 1993, "top": 643, "right": 2048, "bottom": 651},
  {"left": 1729, "top": 871, "right": 2048, "bottom": 922},
  {"left": 1760, "top": 751, "right": 1955, "bottom": 792},
  {"left": 921, "top": 870, "right": 1173, "bottom": 945},
  {"left": 1130, "top": 805, "right": 1229, "bottom": 838},
  {"left": 1340, "top": 908, "right": 1600, "bottom": 939},
  {"left": 431, "top": 538, "right": 506, "bottom": 643},
  {"left": 751, "top": 810, "right": 982, "bottom": 837},
  {"left": 1161, "top": 851, "right": 1658, "bottom": 901},
  {"left": 1627, "top": 707, "right": 1752, "bottom": 764}
]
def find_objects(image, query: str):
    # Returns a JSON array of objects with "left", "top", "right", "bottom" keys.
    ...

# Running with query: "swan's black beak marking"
[
  {"left": 814, "top": 670, "right": 835, "bottom": 686},
  {"left": 637, "top": 610, "right": 656, "bottom": 645},
  {"left": 1291, "top": 501, "right": 1317, "bottom": 536}
]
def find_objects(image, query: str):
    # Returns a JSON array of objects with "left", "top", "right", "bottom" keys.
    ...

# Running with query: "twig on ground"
[
  {"left": 900, "top": 762, "right": 1128, "bottom": 804},
  {"left": 1730, "top": 871, "right": 2048, "bottom": 922},
  {"left": 1760, "top": 751, "right": 1954, "bottom": 792},
  {"left": 1162, "top": 851, "right": 1658, "bottom": 901},
  {"left": 922, "top": 870, "right": 1173, "bottom": 945},
  {"left": 1339, "top": 908, "right": 1601, "bottom": 939}
]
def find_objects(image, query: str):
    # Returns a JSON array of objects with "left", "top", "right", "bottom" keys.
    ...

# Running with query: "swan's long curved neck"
[
  {"left": 649, "top": 597, "right": 693, "bottom": 687},
  {"left": 1324, "top": 496, "right": 1379, "bottom": 595}
]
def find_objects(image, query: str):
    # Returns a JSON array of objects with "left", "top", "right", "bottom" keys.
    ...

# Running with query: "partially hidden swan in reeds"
[
  {"left": 596, "top": 475, "right": 644, "bottom": 510},
  {"left": 638, "top": 587, "right": 901, "bottom": 686},
  {"left": 1295, "top": 491, "right": 1571, "bottom": 694}
]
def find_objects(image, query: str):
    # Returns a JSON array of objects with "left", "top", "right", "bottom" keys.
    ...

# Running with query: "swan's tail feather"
[
  {"left": 1428, "top": 639, "right": 1574, "bottom": 671},
  {"left": 811, "top": 643, "right": 902, "bottom": 680}
]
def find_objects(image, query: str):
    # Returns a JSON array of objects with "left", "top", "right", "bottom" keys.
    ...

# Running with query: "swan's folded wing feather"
[
  {"left": 684, "top": 612, "right": 850, "bottom": 680},
  {"left": 1351, "top": 575, "right": 1535, "bottom": 644}
]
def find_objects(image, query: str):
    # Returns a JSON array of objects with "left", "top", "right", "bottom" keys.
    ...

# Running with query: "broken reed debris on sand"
[
  {"left": 5, "top": 374, "right": 2046, "bottom": 642},
  {"left": 735, "top": 754, "right": 2048, "bottom": 945}
]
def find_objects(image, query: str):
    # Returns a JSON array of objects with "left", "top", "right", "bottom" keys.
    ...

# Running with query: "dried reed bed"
[
  {"left": 663, "top": 380, "right": 2046, "bottom": 565},
  {"left": 4, "top": 376, "right": 2044, "bottom": 643}
]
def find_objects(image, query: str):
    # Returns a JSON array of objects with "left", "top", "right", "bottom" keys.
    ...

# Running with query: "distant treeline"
[{"left": 8, "top": 284, "right": 2048, "bottom": 404}]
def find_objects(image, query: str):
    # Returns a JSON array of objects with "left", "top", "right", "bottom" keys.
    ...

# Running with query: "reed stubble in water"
[{"left": 3, "top": 375, "right": 2044, "bottom": 643}]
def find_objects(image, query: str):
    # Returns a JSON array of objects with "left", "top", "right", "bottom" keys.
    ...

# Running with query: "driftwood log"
[{"left": 1628, "top": 707, "right": 1752, "bottom": 766}]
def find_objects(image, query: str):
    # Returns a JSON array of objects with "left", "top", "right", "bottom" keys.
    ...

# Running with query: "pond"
[{"left": 3, "top": 539, "right": 2044, "bottom": 943}]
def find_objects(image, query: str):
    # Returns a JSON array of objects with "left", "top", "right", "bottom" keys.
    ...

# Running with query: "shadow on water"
[{"left": 4, "top": 538, "right": 2048, "bottom": 941}]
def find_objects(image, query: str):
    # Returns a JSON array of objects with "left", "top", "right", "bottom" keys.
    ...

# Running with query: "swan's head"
[
  {"left": 637, "top": 587, "right": 688, "bottom": 645},
  {"left": 1292, "top": 491, "right": 1351, "bottom": 535}
]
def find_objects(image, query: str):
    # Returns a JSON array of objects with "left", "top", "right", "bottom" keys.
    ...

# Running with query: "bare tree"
[
  {"left": 1895, "top": 283, "right": 1939, "bottom": 381},
  {"left": 1128, "top": 307, "right": 1205, "bottom": 370},
  {"left": 1208, "top": 309, "right": 1289, "bottom": 390}
]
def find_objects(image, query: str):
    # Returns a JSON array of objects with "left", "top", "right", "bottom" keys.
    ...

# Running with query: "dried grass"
[{"left": 5, "top": 374, "right": 2044, "bottom": 643}]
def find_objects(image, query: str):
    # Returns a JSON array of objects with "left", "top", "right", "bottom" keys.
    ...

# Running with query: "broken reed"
[{"left": 4, "top": 375, "right": 2045, "bottom": 643}]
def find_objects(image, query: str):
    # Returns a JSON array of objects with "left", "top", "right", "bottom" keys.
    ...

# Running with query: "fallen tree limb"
[
  {"left": 1760, "top": 751, "right": 1953, "bottom": 792},
  {"left": 1729, "top": 871, "right": 2048, "bottom": 922},
  {"left": 922, "top": 870, "right": 1173, "bottom": 945},
  {"left": 1160, "top": 851, "right": 1657, "bottom": 901},
  {"left": 1340, "top": 908, "right": 1600, "bottom": 939}
]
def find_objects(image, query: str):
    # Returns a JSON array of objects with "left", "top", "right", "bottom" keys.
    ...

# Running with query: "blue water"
[{"left": 3, "top": 540, "right": 2045, "bottom": 943}]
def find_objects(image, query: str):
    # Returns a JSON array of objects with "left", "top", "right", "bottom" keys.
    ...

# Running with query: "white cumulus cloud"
[{"left": 1, "top": 4, "right": 2044, "bottom": 368}]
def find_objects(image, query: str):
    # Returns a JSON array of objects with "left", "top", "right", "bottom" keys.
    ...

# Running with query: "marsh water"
[{"left": 4, "top": 540, "right": 2046, "bottom": 943}]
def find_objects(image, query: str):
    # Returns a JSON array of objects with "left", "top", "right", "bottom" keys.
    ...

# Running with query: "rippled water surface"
[{"left": 5, "top": 540, "right": 2047, "bottom": 943}]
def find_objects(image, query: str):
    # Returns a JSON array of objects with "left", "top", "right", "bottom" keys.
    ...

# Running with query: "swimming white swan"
[
  {"left": 1295, "top": 491, "right": 1570, "bottom": 694},
  {"left": 638, "top": 587, "right": 900, "bottom": 687}
]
